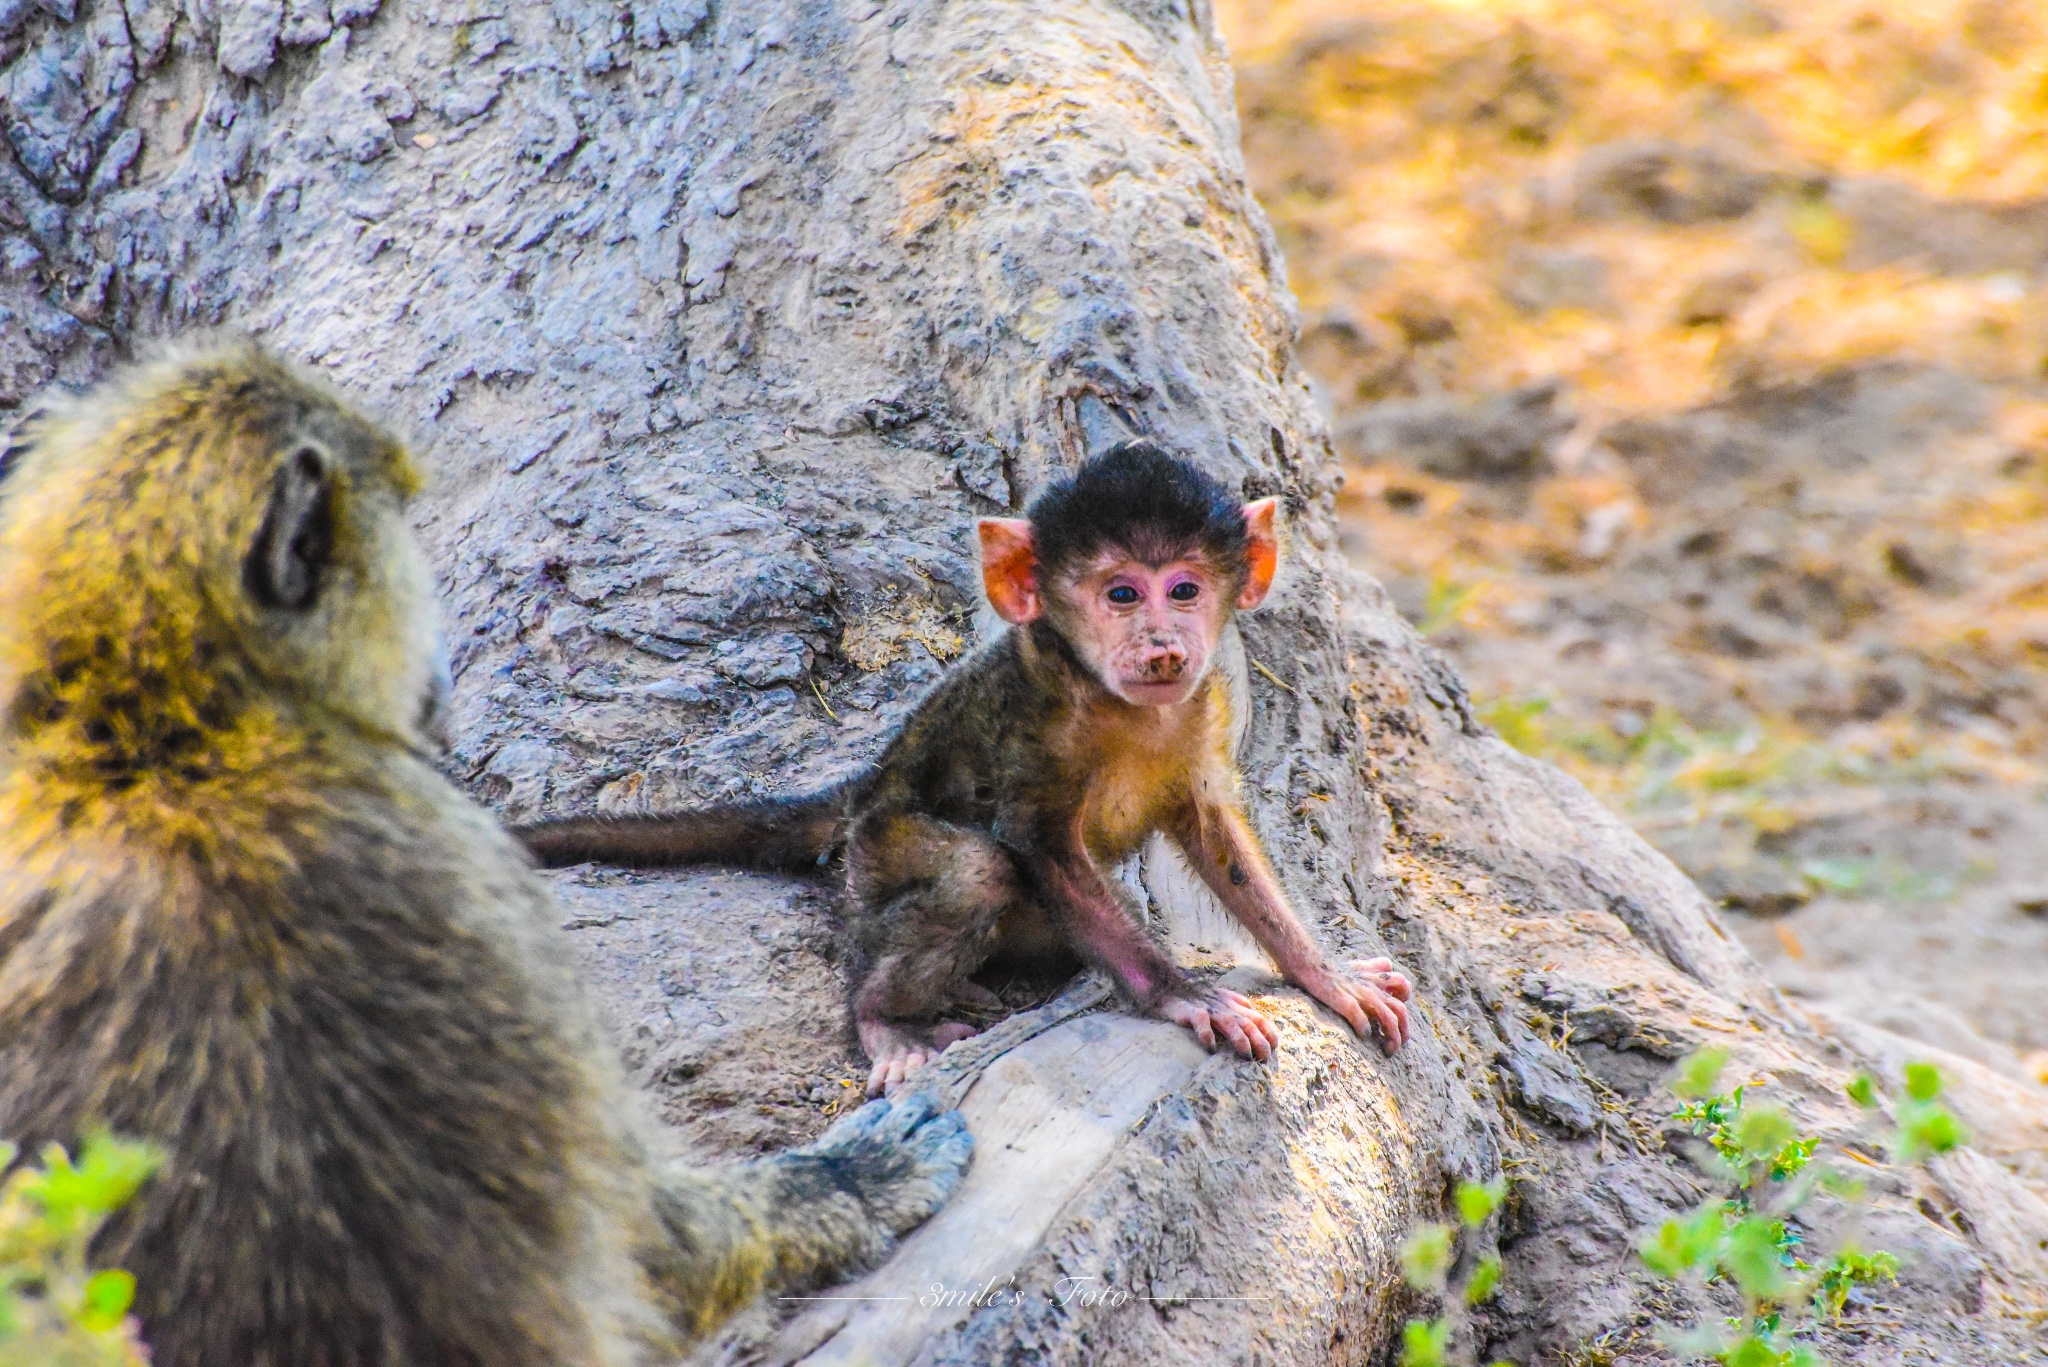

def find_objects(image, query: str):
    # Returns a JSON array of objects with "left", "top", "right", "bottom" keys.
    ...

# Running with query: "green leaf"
[
  {"left": 1812, "top": 1247, "right": 1899, "bottom": 1319},
  {"left": 0, "top": 1128, "right": 159, "bottom": 1360},
  {"left": 79, "top": 1268, "right": 136, "bottom": 1332},
  {"left": 72, "top": 1133, "right": 162, "bottom": 1216},
  {"left": 1674, "top": 1097, "right": 1727, "bottom": 1135},
  {"left": 20, "top": 1133, "right": 160, "bottom": 1228},
  {"left": 1903, "top": 1062, "right": 1942, "bottom": 1103},
  {"left": 1466, "top": 1252, "right": 1504, "bottom": 1304},
  {"left": 1897, "top": 1104, "right": 1967, "bottom": 1161},
  {"left": 1456, "top": 1178, "right": 1509, "bottom": 1227},
  {"left": 1720, "top": 1335, "right": 1783, "bottom": 1367},
  {"left": 1924, "top": 1112, "right": 1966, "bottom": 1153},
  {"left": 1845, "top": 1074, "right": 1878, "bottom": 1109},
  {"left": 1672, "top": 1048, "right": 1731, "bottom": 1100},
  {"left": 0, "top": 1140, "right": 15, "bottom": 1171},
  {"left": 17, "top": 1142, "right": 92, "bottom": 1239},
  {"left": 1399, "top": 1316, "right": 1451, "bottom": 1367},
  {"left": 1639, "top": 1204, "right": 1726, "bottom": 1278},
  {"left": 1735, "top": 1105, "right": 1798, "bottom": 1165},
  {"left": 1639, "top": 1223, "right": 1691, "bottom": 1278},
  {"left": 1399, "top": 1223, "right": 1454, "bottom": 1292},
  {"left": 1722, "top": 1215, "right": 1793, "bottom": 1304},
  {"left": 1768, "top": 1134, "right": 1821, "bottom": 1182}
]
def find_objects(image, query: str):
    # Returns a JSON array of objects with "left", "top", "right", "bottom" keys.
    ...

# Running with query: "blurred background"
[{"left": 1215, "top": 0, "right": 2048, "bottom": 1085}]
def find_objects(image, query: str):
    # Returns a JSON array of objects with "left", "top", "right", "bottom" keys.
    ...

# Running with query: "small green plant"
[
  {"left": 1797, "top": 856, "right": 1969, "bottom": 905},
  {"left": 1477, "top": 693, "right": 1553, "bottom": 754},
  {"left": 1419, "top": 572, "right": 1485, "bottom": 635},
  {"left": 1396, "top": 1177, "right": 1517, "bottom": 1367},
  {"left": 1636, "top": 1049, "right": 1966, "bottom": 1366},
  {"left": 0, "top": 1132, "right": 161, "bottom": 1367},
  {"left": 1480, "top": 698, "right": 1837, "bottom": 810}
]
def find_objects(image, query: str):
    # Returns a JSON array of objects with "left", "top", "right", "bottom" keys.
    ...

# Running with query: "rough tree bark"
[{"left": 4, "top": 2, "right": 2046, "bottom": 1363}]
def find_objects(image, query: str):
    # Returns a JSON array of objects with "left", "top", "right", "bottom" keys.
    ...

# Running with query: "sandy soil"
[{"left": 1219, "top": 0, "right": 2048, "bottom": 1089}]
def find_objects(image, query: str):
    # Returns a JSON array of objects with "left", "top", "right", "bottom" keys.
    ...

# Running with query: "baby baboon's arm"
[
  {"left": 648, "top": 1092, "right": 971, "bottom": 1335},
  {"left": 1031, "top": 829, "right": 1277, "bottom": 1061},
  {"left": 1171, "top": 800, "right": 1412, "bottom": 1052}
]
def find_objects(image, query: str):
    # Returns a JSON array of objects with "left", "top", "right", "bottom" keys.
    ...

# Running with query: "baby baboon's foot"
[
  {"left": 948, "top": 979, "right": 1004, "bottom": 1016},
  {"left": 802, "top": 1089, "right": 975, "bottom": 1234},
  {"left": 1159, "top": 988, "right": 1279, "bottom": 1062},
  {"left": 859, "top": 1020, "right": 978, "bottom": 1097}
]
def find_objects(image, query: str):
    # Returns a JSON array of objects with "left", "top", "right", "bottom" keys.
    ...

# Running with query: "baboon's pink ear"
[
  {"left": 978, "top": 519, "right": 1043, "bottom": 624},
  {"left": 1238, "top": 499, "right": 1280, "bottom": 610}
]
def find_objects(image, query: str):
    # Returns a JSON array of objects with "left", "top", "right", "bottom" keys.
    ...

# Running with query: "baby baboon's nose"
[{"left": 1141, "top": 642, "right": 1187, "bottom": 679}]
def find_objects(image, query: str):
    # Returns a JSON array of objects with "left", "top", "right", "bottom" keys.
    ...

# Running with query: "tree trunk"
[{"left": 5, "top": 2, "right": 2045, "bottom": 1363}]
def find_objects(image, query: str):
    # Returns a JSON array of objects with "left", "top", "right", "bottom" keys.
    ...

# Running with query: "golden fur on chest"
[{"left": 1062, "top": 674, "right": 1235, "bottom": 862}]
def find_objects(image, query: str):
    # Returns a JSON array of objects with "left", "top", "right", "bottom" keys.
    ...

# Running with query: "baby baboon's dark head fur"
[{"left": 1028, "top": 441, "right": 1251, "bottom": 583}]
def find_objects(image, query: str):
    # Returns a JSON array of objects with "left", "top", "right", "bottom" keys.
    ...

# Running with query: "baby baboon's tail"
[{"left": 513, "top": 791, "right": 847, "bottom": 874}]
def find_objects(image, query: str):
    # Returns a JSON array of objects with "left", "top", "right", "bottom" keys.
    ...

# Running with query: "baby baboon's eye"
[
  {"left": 1168, "top": 581, "right": 1200, "bottom": 602},
  {"left": 1106, "top": 585, "right": 1139, "bottom": 606}
]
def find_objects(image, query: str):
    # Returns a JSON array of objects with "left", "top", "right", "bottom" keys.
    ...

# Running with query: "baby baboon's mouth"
[{"left": 1115, "top": 677, "right": 1200, "bottom": 706}]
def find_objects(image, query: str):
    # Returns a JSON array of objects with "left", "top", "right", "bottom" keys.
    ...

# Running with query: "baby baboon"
[
  {"left": 0, "top": 341, "right": 969, "bottom": 1367},
  {"left": 519, "top": 442, "right": 1413, "bottom": 1096}
]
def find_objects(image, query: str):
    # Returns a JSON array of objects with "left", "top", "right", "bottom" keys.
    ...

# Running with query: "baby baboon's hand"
[
  {"left": 1160, "top": 988, "right": 1280, "bottom": 1062},
  {"left": 1303, "top": 956, "right": 1412, "bottom": 1054},
  {"left": 803, "top": 1089, "right": 974, "bottom": 1234}
]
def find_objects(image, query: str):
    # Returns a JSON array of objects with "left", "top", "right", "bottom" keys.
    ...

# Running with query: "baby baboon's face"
[{"left": 1052, "top": 546, "right": 1237, "bottom": 707}]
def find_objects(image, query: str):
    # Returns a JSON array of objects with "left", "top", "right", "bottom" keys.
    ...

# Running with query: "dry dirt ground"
[{"left": 1218, "top": 0, "right": 2048, "bottom": 1089}]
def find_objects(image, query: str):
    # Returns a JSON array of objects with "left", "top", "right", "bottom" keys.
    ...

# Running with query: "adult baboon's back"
[{"left": 0, "top": 341, "right": 970, "bottom": 1367}]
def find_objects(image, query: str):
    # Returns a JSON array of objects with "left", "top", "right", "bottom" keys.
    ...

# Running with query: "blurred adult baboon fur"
[{"left": 0, "top": 341, "right": 971, "bottom": 1367}]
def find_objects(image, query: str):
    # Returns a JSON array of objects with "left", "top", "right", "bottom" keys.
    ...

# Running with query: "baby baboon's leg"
[
  {"left": 846, "top": 812, "right": 1026, "bottom": 1096},
  {"left": 647, "top": 1092, "right": 972, "bottom": 1337}
]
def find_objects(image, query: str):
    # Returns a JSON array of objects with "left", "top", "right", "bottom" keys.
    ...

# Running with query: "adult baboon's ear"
[
  {"left": 977, "top": 518, "right": 1043, "bottom": 624},
  {"left": 1237, "top": 498, "right": 1280, "bottom": 610},
  {"left": 245, "top": 444, "right": 336, "bottom": 611}
]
